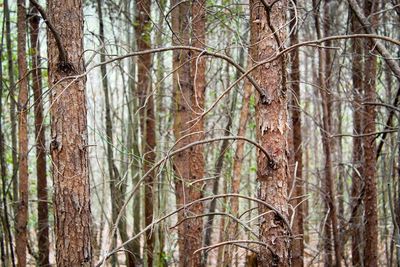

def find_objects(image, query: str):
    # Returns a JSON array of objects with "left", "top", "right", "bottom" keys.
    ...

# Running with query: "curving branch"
[
  {"left": 29, "top": 0, "right": 69, "bottom": 67},
  {"left": 193, "top": 240, "right": 270, "bottom": 255}
]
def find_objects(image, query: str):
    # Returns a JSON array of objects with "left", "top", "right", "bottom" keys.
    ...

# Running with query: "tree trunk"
[
  {"left": 16, "top": 0, "right": 29, "bottom": 265},
  {"left": 350, "top": 7, "right": 364, "bottom": 266},
  {"left": 314, "top": 1, "right": 342, "bottom": 265},
  {"left": 250, "top": 0, "right": 290, "bottom": 265},
  {"left": 171, "top": 0, "right": 206, "bottom": 265},
  {"left": 289, "top": 1, "right": 304, "bottom": 266},
  {"left": 154, "top": 1, "right": 167, "bottom": 264},
  {"left": 134, "top": 0, "right": 156, "bottom": 264},
  {"left": 363, "top": 1, "right": 378, "bottom": 266},
  {"left": 48, "top": 0, "right": 92, "bottom": 265},
  {"left": 4, "top": 0, "right": 19, "bottom": 217},
  {"left": 324, "top": 2, "right": 342, "bottom": 266},
  {"left": 126, "top": 2, "right": 142, "bottom": 262},
  {"left": 29, "top": 6, "right": 50, "bottom": 266},
  {"left": 0, "top": 7, "right": 15, "bottom": 265}
]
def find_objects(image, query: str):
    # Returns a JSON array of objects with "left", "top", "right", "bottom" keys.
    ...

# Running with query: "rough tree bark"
[
  {"left": 250, "top": 0, "right": 290, "bottom": 265},
  {"left": 29, "top": 5, "right": 50, "bottom": 266},
  {"left": 16, "top": 0, "right": 29, "bottom": 265},
  {"left": 47, "top": 0, "right": 92, "bottom": 265},
  {"left": 289, "top": 0, "right": 304, "bottom": 265},
  {"left": 363, "top": 1, "right": 378, "bottom": 266},
  {"left": 171, "top": 0, "right": 206, "bottom": 266},
  {"left": 134, "top": 0, "right": 156, "bottom": 264}
]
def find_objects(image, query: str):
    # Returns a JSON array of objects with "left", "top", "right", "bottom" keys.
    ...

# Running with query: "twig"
[{"left": 193, "top": 240, "right": 270, "bottom": 255}]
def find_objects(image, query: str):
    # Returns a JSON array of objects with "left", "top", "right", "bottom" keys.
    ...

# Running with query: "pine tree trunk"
[
  {"left": 363, "top": 1, "right": 378, "bottom": 265},
  {"left": 171, "top": 0, "right": 206, "bottom": 265},
  {"left": 48, "top": 0, "right": 92, "bottom": 265},
  {"left": 250, "top": 0, "right": 290, "bottom": 265},
  {"left": 16, "top": 0, "right": 29, "bottom": 265}
]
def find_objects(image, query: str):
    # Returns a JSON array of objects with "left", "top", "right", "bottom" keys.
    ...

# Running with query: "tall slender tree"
[
  {"left": 171, "top": 0, "right": 206, "bottom": 265},
  {"left": 134, "top": 0, "right": 156, "bottom": 264},
  {"left": 47, "top": 0, "right": 92, "bottom": 265},
  {"left": 321, "top": 1, "right": 342, "bottom": 265},
  {"left": 362, "top": 1, "right": 378, "bottom": 265},
  {"left": 4, "top": 0, "right": 19, "bottom": 215},
  {"left": 350, "top": 7, "right": 364, "bottom": 265},
  {"left": 0, "top": 4, "right": 15, "bottom": 265},
  {"left": 289, "top": 0, "right": 304, "bottom": 265},
  {"left": 28, "top": 5, "right": 49, "bottom": 266},
  {"left": 16, "top": 0, "right": 29, "bottom": 265}
]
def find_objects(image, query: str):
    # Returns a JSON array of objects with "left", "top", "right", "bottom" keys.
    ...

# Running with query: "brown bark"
[
  {"left": 28, "top": 6, "right": 50, "bottom": 266},
  {"left": 350, "top": 7, "right": 364, "bottom": 266},
  {"left": 363, "top": 1, "right": 378, "bottom": 266},
  {"left": 250, "top": 0, "right": 290, "bottom": 265},
  {"left": 171, "top": 0, "right": 206, "bottom": 266},
  {"left": 134, "top": 0, "right": 156, "bottom": 264},
  {"left": 289, "top": 1, "right": 304, "bottom": 265},
  {"left": 47, "top": 0, "right": 92, "bottom": 265},
  {"left": 16, "top": 0, "right": 29, "bottom": 265}
]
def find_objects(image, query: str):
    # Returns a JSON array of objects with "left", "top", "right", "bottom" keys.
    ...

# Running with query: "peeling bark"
[
  {"left": 48, "top": 0, "right": 92, "bottom": 265},
  {"left": 250, "top": 0, "right": 290, "bottom": 265}
]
